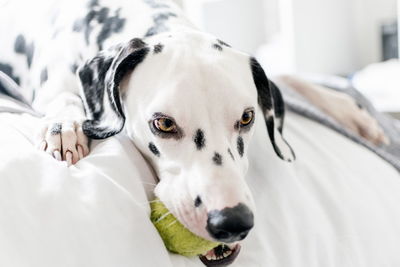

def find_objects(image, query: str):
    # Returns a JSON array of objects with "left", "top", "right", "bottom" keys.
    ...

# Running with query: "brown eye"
[
  {"left": 154, "top": 118, "right": 176, "bottom": 133},
  {"left": 240, "top": 110, "right": 254, "bottom": 126}
]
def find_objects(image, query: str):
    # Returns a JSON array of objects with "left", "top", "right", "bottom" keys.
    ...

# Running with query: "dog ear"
[
  {"left": 77, "top": 38, "right": 150, "bottom": 139},
  {"left": 250, "top": 57, "right": 295, "bottom": 162}
]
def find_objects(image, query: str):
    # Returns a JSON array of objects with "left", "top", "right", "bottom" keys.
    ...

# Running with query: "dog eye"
[
  {"left": 240, "top": 110, "right": 254, "bottom": 126},
  {"left": 154, "top": 118, "right": 177, "bottom": 133}
]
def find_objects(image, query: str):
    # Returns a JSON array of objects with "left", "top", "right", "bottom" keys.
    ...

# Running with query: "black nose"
[{"left": 206, "top": 203, "right": 254, "bottom": 243}]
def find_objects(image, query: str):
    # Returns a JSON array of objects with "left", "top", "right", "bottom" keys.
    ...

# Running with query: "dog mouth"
[{"left": 199, "top": 243, "right": 241, "bottom": 266}]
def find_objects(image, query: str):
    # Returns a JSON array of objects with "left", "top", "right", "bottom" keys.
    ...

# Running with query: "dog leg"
[
  {"left": 33, "top": 69, "right": 89, "bottom": 165},
  {"left": 277, "top": 75, "right": 389, "bottom": 146}
]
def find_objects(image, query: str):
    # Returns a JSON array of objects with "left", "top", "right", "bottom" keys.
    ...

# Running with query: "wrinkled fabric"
[{"left": 0, "top": 110, "right": 399, "bottom": 267}]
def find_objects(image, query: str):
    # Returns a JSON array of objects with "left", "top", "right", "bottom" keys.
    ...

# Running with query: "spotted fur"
[
  {"left": 212, "top": 152, "right": 222, "bottom": 166},
  {"left": 50, "top": 123, "right": 62, "bottom": 135},
  {"left": 145, "top": 12, "right": 177, "bottom": 37},
  {"left": 148, "top": 142, "right": 160, "bottom": 156},
  {"left": 194, "top": 129, "right": 205, "bottom": 150},
  {"left": 212, "top": 43, "right": 223, "bottom": 51},
  {"left": 194, "top": 196, "right": 202, "bottom": 207},
  {"left": 153, "top": 43, "right": 164, "bottom": 54},
  {"left": 237, "top": 136, "right": 244, "bottom": 157},
  {"left": 78, "top": 38, "right": 150, "bottom": 139},
  {"left": 250, "top": 57, "right": 295, "bottom": 161},
  {"left": 0, "top": 0, "right": 294, "bottom": 247},
  {"left": 40, "top": 68, "right": 48, "bottom": 86}
]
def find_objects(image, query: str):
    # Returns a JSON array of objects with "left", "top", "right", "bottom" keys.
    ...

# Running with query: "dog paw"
[
  {"left": 36, "top": 120, "right": 89, "bottom": 166},
  {"left": 319, "top": 90, "right": 390, "bottom": 146}
]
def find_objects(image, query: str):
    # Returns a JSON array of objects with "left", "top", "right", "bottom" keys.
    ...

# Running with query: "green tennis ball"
[{"left": 150, "top": 199, "right": 220, "bottom": 257}]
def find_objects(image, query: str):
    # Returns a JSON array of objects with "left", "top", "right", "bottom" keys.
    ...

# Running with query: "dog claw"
[
  {"left": 66, "top": 151, "right": 73, "bottom": 166},
  {"left": 77, "top": 145, "right": 84, "bottom": 160},
  {"left": 37, "top": 119, "right": 89, "bottom": 165},
  {"left": 38, "top": 141, "right": 47, "bottom": 151},
  {"left": 53, "top": 150, "right": 62, "bottom": 161}
]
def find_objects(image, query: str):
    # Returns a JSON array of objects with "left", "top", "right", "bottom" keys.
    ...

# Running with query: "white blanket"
[{"left": 0, "top": 110, "right": 399, "bottom": 267}]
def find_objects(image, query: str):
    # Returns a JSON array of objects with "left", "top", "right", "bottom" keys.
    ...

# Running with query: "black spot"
[
  {"left": 26, "top": 42, "right": 35, "bottom": 68},
  {"left": 40, "top": 68, "right": 48, "bottom": 86},
  {"left": 212, "top": 152, "right": 222, "bottom": 166},
  {"left": 31, "top": 88, "right": 37, "bottom": 102},
  {"left": 143, "top": 0, "right": 170, "bottom": 8},
  {"left": 237, "top": 136, "right": 244, "bottom": 157},
  {"left": 0, "top": 63, "right": 20, "bottom": 85},
  {"left": 250, "top": 57, "right": 273, "bottom": 111},
  {"left": 89, "top": 0, "right": 99, "bottom": 8},
  {"left": 154, "top": 12, "right": 177, "bottom": 23},
  {"left": 96, "top": 9, "right": 126, "bottom": 50},
  {"left": 73, "top": 2, "right": 125, "bottom": 50},
  {"left": 0, "top": 69, "right": 27, "bottom": 103},
  {"left": 194, "top": 196, "right": 202, "bottom": 207},
  {"left": 153, "top": 43, "right": 164, "bottom": 54},
  {"left": 212, "top": 43, "right": 223, "bottom": 51},
  {"left": 14, "top": 35, "right": 34, "bottom": 68},
  {"left": 217, "top": 39, "right": 231, "bottom": 47},
  {"left": 128, "top": 38, "right": 147, "bottom": 49},
  {"left": 70, "top": 64, "right": 79, "bottom": 74},
  {"left": 228, "top": 148, "right": 235, "bottom": 160},
  {"left": 14, "top": 34, "right": 26, "bottom": 54},
  {"left": 145, "top": 12, "right": 177, "bottom": 37},
  {"left": 50, "top": 123, "right": 62, "bottom": 135},
  {"left": 97, "top": 7, "right": 109, "bottom": 23},
  {"left": 234, "top": 120, "right": 240, "bottom": 131},
  {"left": 193, "top": 129, "right": 205, "bottom": 150},
  {"left": 73, "top": 19, "right": 84, "bottom": 32},
  {"left": 148, "top": 142, "right": 160, "bottom": 157}
]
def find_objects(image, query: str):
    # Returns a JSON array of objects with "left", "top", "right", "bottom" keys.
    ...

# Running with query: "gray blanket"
[{"left": 279, "top": 79, "right": 400, "bottom": 172}]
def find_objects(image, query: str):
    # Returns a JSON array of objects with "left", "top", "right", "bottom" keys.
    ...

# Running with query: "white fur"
[{"left": 0, "top": 0, "right": 259, "bottom": 241}]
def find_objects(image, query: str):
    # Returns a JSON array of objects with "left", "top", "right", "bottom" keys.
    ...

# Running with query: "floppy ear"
[
  {"left": 250, "top": 57, "right": 295, "bottom": 162},
  {"left": 78, "top": 38, "right": 150, "bottom": 139}
]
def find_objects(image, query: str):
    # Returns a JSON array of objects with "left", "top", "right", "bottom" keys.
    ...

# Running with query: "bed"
[{"left": 1, "top": 93, "right": 399, "bottom": 266}]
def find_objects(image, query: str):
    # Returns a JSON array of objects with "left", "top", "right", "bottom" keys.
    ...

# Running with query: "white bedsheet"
[{"left": 0, "top": 110, "right": 399, "bottom": 267}]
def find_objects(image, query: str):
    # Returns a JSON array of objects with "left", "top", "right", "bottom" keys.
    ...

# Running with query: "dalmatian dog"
[
  {"left": 0, "top": 0, "right": 296, "bottom": 264},
  {"left": 0, "top": 0, "right": 386, "bottom": 265}
]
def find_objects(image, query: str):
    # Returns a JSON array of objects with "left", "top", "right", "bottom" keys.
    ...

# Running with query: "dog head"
[{"left": 78, "top": 31, "right": 295, "bottom": 247}]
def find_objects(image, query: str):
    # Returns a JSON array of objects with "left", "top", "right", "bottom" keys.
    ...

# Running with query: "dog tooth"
[
  {"left": 206, "top": 255, "right": 213, "bottom": 261},
  {"left": 211, "top": 255, "right": 217, "bottom": 260},
  {"left": 223, "top": 250, "right": 232, "bottom": 257}
]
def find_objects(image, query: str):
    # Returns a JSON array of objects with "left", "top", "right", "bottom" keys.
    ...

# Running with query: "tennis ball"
[{"left": 150, "top": 199, "right": 220, "bottom": 257}]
